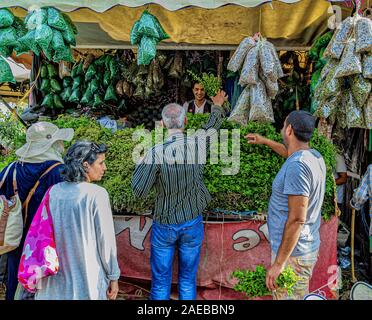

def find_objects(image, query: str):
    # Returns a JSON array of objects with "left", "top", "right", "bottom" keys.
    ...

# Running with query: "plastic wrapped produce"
[
  {"left": 136, "top": 10, "right": 169, "bottom": 40},
  {"left": 41, "top": 94, "right": 54, "bottom": 108},
  {"left": 137, "top": 33, "right": 157, "bottom": 65},
  {"left": 53, "top": 94, "right": 64, "bottom": 109},
  {"left": 0, "top": 46, "right": 13, "bottom": 57},
  {"left": 26, "top": 9, "right": 47, "bottom": 30},
  {"left": 93, "top": 94, "right": 103, "bottom": 108},
  {"left": 0, "top": 27, "right": 18, "bottom": 47},
  {"left": 355, "top": 17, "right": 372, "bottom": 53},
  {"left": 85, "top": 64, "right": 96, "bottom": 82},
  {"left": 0, "top": 9, "right": 14, "bottom": 28},
  {"left": 363, "top": 54, "right": 372, "bottom": 79},
  {"left": 239, "top": 46, "right": 259, "bottom": 85},
  {"left": 335, "top": 41, "right": 362, "bottom": 78},
  {"left": 47, "top": 64, "right": 58, "bottom": 78},
  {"left": 69, "top": 88, "right": 82, "bottom": 103},
  {"left": 40, "top": 79, "right": 50, "bottom": 92},
  {"left": 350, "top": 74, "right": 371, "bottom": 107},
  {"left": 325, "top": 17, "right": 354, "bottom": 59},
  {"left": 18, "top": 30, "right": 41, "bottom": 56},
  {"left": 318, "top": 66, "right": 343, "bottom": 100},
  {"left": 259, "top": 41, "right": 278, "bottom": 81},
  {"left": 249, "top": 79, "right": 274, "bottom": 122},
  {"left": 0, "top": 56, "right": 15, "bottom": 83},
  {"left": 104, "top": 84, "right": 118, "bottom": 102},
  {"left": 228, "top": 86, "right": 250, "bottom": 126},
  {"left": 314, "top": 95, "right": 340, "bottom": 119},
  {"left": 62, "top": 76, "right": 72, "bottom": 88},
  {"left": 320, "top": 59, "right": 337, "bottom": 80},
  {"left": 90, "top": 79, "right": 99, "bottom": 93},
  {"left": 227, "top": 37, "right": 256, "bottom": 72},
  {"left": 263, "top": 75, "right": 279, "bottom": 99},
  {"left": 50, "top": 79, "right": 62, "bottom": 92},
  {"left": 345, "top": 89, "right": 365, "bottom": 128},
  {"left": 72, "top": 76, "right": 82, "bottom": 90},
  {"left": 365, "top": 94, "right": 372, "bottom": 128},
  {"left": 130, "top": 21, "right": 141, "bottom": 45},
  {"left": 47, "top": 7, "right": 69, "bottom": 31}
]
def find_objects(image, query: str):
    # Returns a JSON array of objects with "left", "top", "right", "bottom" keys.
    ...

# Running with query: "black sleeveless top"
[{"left": 187, "top": 100, "right": 212, "bottom": 114}]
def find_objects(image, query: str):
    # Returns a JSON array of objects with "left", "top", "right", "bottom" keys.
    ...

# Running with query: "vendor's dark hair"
[
  {"left": 61, "top": 140, "right": 108, "bottom": 183},
  {"left": 192, "top": 80, "right": 203, "bottom": 89}
]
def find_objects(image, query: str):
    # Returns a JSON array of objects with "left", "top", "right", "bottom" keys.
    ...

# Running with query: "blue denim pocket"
[
  {"left": 151, "top": 223, "right": 175, "bottom": 247},
  {"left": 179, "top": 220, "right": 204, "bottom": 248}
]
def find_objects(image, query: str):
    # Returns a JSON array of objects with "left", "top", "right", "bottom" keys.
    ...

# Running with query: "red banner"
[{"left": 114, "top": 215, "right": 339, "bottom": 300}]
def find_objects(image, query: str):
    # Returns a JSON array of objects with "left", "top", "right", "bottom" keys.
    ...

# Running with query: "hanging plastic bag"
[
  {"left": 47, "top": 64, "right": 58, "bottom": 78},
  {"left": 0, "top": 56, "right": 15, "bottom": 83},
  {"left": 85, "top": 64, "right": 96, "bottom": 82},
  {"left": 40, "top": 65, "right": 48, "bottom": 78},
  {"left": 263, "top": 75, "right": 279, "bottom": 99},
  {"left": 319, "top": 67, "right": 343, "bottom": 100},
  {"left": 249, "top": 79, "right": 274, "bottom": 122},
  {"left": 47, "top": 8, "right": 68, "bottom": 31},
  {"left": 94, "top": 54, "right": 106, "bottom": 66},
  {"left": 51, "top": 29, "right": 65, "bottom": 51},
  {"left": 335, "top": 41, "right": 362, "bottom": 78},
  {"left": 227, "top": 37, "right": 256, "bottom": 72},
  {"left": 62, "top": 24, "right": 76, "bottom": 46},
  {"left": 61, "top": 86, "right": 72, "bottom": 102},
  {"left": 355, "top": 17, "right": 372, "bottom": 53},
  {"left": 0, "top": 8, "right": 14, "bottom": 28},
  {"left": 12, "top": 17, "right": 29, "bottom": 56},
  {"left": 18, "top": 30, "right": 41, "bottom": 56},
  {"left": 320, "top": 59, "right": 337, "bottom": 80},
  {"left": 93, "top": 94, "right": 104, "bottom": 108},
  {"left": 228, "top": 86, "right": 250, "bottom": 126},
  {"left": 130, "top": 20, "right": 141, "bottom": 45},
  {"left": 137, "top": 10, "right": 169, "bottom": 40},
  {"left": 365, "top": 94, "right": 372, "bottom": 129},
  {"left": 239, "top": 46, "right": 259, "bottom": 86},
  {"left": 62, "top": 76, "right": 72, "bottom": 88},
  {"left": 26, "top": 9, "right": 48, "bottom": 30},
  {"left": 103, "top": 71, "right": 111, "bottom": 88},
  {"left": 0, "top": 27, "right": 18, "bottom": 47},
  {"left": 104, "top": 84, "right": 118, "bottom": 102},
  {"left": 90, "top": 78, "right": 99, "bottom": 92},
  {"left": 43, "top": 45, "right": 54, "bottom": 61},
  {"left": 41, "top": 93, "right": 54, "bottom": 108},
  {"left": 72, "top": 76, "right": 82, "bottom": 90},
  {"left": 0, "top": 46, "right": 13, "bottom": 57},
  {"left": 259, "top": 40, "right": 278, "bottom": 81},
  {"left": 53, "top": 94, "right": 64, "bottom": 109},
  {"left": 137, "top": 36, "right": 157, "bottom": 66},
  {"left": 345, "top": 89, "right": 365, "bottom": 128},
  {"left": 69, "top": 88, "right": 82, "bottom": 103},
  {"left": 61, "top": 13, "right": 78, "bottom": 35},
  {"left": 314, "top": 95, "right": 340, "bottom": 119},
  {"left": 35, "top": 24, "right": 53, "bottom": 53},
  {"left": 80, "top": 87, "right": 93, "bottom": 104},
  {"left": 350, "top": 74, "right": 371, "bottom": 107},
  {"left": 362, "top": 54, "right": 372, "bottom": 79},
  {"left": 50, "top": 79, "right": 62, "bottom": 92},
  {"left": 327, "top": 17, "right": 354, "bottom": 59},
  {"left": 40, "top": 79, "right": 50, "bottom": 92}
]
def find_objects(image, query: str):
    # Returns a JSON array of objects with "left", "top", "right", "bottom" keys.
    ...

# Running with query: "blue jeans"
[{"left": 150, "top": 215, "right": 204, "bottom": 300}]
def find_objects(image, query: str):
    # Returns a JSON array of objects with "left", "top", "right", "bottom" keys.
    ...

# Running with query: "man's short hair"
[
  {"left": 162, "top": 103, "right": 186, "bottom": 129},
  {"left": 286, "top": 110, "right": 316, "bottom": 142},
  {"left": 192, "top": 81, "right": 204, "bottom": 89}
]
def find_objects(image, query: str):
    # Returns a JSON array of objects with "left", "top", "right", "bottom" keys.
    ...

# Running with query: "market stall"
[{"left": 1, "top": 0, "right": 371, "bottom": 299}]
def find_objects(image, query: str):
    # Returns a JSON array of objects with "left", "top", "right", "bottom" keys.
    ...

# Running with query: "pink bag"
[{"left": 18, "top": 187, "right": 59, "bottom": 293}]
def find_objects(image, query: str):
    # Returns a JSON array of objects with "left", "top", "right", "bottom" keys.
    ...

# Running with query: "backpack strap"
[
  {"left": 0, "top": 162, "right": 15, "bottom": 191},
  {"left": 22, "top": 162, "right": 62, "bottom": 227}
]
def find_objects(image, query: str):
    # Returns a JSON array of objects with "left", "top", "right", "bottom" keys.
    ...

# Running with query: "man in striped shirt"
[{"left": 132, "top": 90, "right": 227, "bottom": 300}]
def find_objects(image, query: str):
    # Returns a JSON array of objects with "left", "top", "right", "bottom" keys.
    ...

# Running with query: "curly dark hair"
[{"left": 61, "top": 141, "right": 108, "bottom": 183}]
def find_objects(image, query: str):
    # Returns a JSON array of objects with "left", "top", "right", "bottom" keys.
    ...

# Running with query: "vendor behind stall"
[{"left": 183, "top": 81, "right": 213, "bottom": 114}]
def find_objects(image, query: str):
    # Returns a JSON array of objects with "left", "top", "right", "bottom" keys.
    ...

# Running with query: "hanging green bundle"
[{"left": 0, "top": 56, "right": 15, "bottom": 83}]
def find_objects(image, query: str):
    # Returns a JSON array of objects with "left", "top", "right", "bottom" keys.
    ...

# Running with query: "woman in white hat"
[{"left": 0, "top": 121, "right": 74, "bottom": 300}]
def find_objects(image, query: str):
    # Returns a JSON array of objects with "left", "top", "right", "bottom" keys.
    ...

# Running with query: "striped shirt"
[
  {"left": 132, "top": 105, "right": 224, "bottom": 224},
  {"left": 350, "top": 164, "right": 372, "bottom": 235}
]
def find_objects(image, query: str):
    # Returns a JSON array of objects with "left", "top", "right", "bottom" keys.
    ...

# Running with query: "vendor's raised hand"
[
  {"left": 211, "top": 90, "right": 228, "bottom": 107},
  {"left": 245, "top": 133, "right": 265, "bottom": 145}
]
